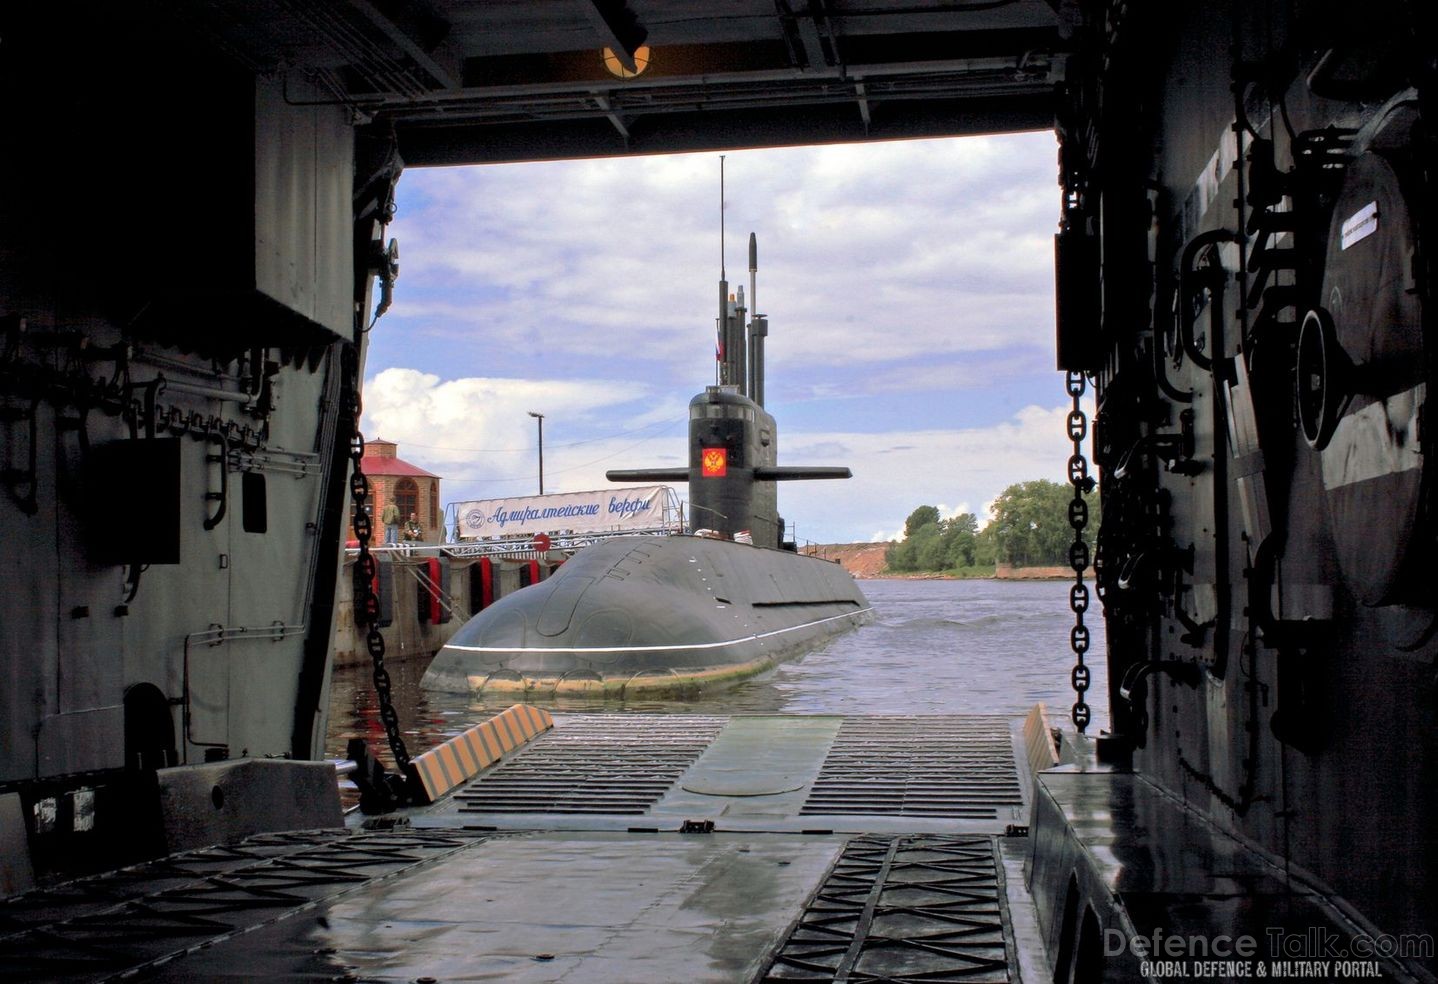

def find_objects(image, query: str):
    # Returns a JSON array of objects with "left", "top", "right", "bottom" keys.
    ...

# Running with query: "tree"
[
  {"left": 974, "top": 523, "right": 998, "bottom": 565},
  {"left": 987, "top": 479, "right": 1098, "bottom": 567},
  {"left": 938, "top": 512, "right": 978, "bottom": 568},
  {"left": 913, "top": 522, "right": 947, "bottom": 570},
  {"left": 887, "top": 508, "right": 980, "bottom": 572},
  {"left": 887, "top": 509, "right": 941, "bottom": 572},
  {"left": 884, "top": 535, "right": 917, "bottom": 572},
  {"left": 885, "top": 485, "right": 1098, "bottom": 574},
  {"left": 903, "top": 505, "right": 940, "bottom": 538}
]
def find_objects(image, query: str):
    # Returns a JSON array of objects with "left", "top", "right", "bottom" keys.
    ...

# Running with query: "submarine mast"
[
  {"left": 609, "top": 229, "right": 849, "bottom": 548},
  {"left": 716, "top": 155, "right": 728, "bottom": 387},
  {"left": 748, "top": 232, "right": 766, "bottom": 407},
  {"left": 717, "top": 177, "right": 748, "bottom": 392}
]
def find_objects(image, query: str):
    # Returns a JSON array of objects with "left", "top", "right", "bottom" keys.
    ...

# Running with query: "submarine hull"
[{"left": 422, "top": 535, "right": 873, "bottom": 696}]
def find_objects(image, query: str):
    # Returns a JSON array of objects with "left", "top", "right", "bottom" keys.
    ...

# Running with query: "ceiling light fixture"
[{"left": 602, "top": 45, "right": 651, "bottom": 79}]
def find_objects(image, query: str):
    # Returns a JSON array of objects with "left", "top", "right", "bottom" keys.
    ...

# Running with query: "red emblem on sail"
[{"left": 701, "top": 447, "right": 728, "bottom": 477}]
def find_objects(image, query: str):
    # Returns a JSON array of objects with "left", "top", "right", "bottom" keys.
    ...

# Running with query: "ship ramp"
[{"left": 0, "top": 710, "right": 1054, "bottom": 982}]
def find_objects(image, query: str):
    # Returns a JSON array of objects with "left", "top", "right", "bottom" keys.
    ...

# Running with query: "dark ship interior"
[{"left": 2, "top": 2, "right": 1434, "bottom": 980}]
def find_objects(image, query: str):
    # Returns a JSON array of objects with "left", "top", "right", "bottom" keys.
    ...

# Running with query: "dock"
[{"left": 1, "top": 711, "right": 1055, "bottom": 982}]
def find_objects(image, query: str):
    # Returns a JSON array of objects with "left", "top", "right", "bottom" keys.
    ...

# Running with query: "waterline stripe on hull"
[
  {"left": 473, "top": 654, "right": 778, "bottom": 697},
  {"left": 444, "top": 606, "right": 875, "bottom": 656}
]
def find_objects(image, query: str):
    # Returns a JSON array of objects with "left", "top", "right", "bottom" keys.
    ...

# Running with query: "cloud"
[
  {"left": 760, "top": 402, "right": 1093, "bottom": 545},
  {"left": 861, "top": 351, "right": 1053, "bottom": 396},
  {"left": 360, "top": 368, "right": 690, "bottom": 500},
  {"left": 376, "top": 132, "right": 1060, "bottom": 385},
  {"left": 784, "top": 440, "right": 851, "bottom": 459}
]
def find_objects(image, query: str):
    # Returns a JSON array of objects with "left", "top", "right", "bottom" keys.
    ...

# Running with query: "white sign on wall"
[{"left": 453, "top": 486, "right": 675, "bottom": 539}]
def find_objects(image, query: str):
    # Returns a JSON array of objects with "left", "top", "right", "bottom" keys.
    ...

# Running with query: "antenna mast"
[
  {"left": 720, "top": 155, "right": 726, "bottom": 281},
  {"left": 717, "top": 156, "right": 728, "bottom": 386}
]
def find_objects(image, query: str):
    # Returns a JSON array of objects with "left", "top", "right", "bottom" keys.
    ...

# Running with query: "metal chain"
[
  {"left": 344, "top": 345, "right": 412, "bottom": 775},
  {"left": 1065, "top": 370, "right": 1095, "bottom": 732}
]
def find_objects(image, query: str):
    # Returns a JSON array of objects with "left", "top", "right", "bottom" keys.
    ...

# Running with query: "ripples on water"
[{"left": 324, "top": 577, "right": 1110, "bottom": 762}]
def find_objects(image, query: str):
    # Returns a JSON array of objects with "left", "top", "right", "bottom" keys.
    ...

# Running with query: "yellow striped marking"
[
  {"left": 438, "top": 743, "right": 463, "bottom": 784},
  {"left": 498, "top": 717, "right": 521, "bottom": 750},
  {"left": 1022, "top": 702, "right": 1060, "bottom": 778},
  {"left": 452, "top": 734, "right": 480, "bottom": 775},
  {"left": 408, "top": 703, "right": 555, "bottom": 804},
  {"left": 474, "top": 725, "right": 501, "bottom": 761},
  {"left": 479, "top": 722, "right": 500, "bottom": 754},
  {"left": 496, "top": 713, "right": 521, "bottom": 748}
]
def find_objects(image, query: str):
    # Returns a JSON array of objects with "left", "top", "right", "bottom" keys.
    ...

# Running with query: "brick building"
[{"left": 351, "top": 439, "right": 442, "bottom": 541}]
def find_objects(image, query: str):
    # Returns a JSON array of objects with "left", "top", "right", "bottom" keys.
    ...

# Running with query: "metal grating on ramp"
[
  {"left": 0, "top": 828, "right": 486, "bottom": 982},
  {"left": 800, "top": 716, "right": 1023, "bottom": 819},
  {"left": 761, "top": 834, "right": 1010, "bottom": 982},
  {"left": 454, "top": 714, "right": 727, "bottom": 815}
]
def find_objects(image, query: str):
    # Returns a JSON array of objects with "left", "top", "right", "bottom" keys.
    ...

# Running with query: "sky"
[{"left": 359, "top": 131, "right": 1087, "bottom": 544}]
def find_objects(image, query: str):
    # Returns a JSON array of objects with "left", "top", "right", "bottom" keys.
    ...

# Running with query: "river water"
[{"left": 324, "top": 578, "right": 1110, "bottom": 763}]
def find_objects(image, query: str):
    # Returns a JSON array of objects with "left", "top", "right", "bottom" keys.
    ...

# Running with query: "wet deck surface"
[
  {"left": 2, "top": 714, "right": 1047, "bottom": 982},
  {"left": 11, "top": 713, "right": 1421, "bottom": 981},
  {"left": 432, "top": 713, "right": 1031, "bottom": 834}
]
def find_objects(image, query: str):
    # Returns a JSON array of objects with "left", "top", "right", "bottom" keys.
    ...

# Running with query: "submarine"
[{"left": 422, "top": 234, "right": 873, "bottom": 696}]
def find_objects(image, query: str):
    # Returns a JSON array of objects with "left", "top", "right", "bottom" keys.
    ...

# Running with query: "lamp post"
[{"left": 527, "top": 411, "right": 545, "bottom": 494}]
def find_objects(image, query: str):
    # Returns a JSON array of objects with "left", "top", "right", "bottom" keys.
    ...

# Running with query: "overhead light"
[{"left": 602, "top": 45, "right": 651, "bottom": 79}]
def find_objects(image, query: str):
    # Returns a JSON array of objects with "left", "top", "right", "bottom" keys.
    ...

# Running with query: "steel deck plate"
[
  {"left": 800, "top": 715, "right": 1025, "bottom": 819},
  {"left": 761, "top": 834, "right": 1012, "bottom": 982},
  {"left": 453, "top": 714, "right": 727, "bottom": 815},
  {"left": 0, "top": 714, "right": 1052, "bottom": 981},
  {"left": 0, "top": 827, "right": 486, "bottom": 982}
]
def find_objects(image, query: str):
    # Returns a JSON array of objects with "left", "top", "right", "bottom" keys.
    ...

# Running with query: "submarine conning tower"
[
  {"left": 688, "top": 385, "right": 779, "bottom": 547},
  {"left": 608, "top": 232, "right": 850, "bottom": 549}
]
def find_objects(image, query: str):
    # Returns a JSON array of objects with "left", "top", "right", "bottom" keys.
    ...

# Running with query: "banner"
[{"left": 453, "top": 486, "right": 676, "bottom": 539}]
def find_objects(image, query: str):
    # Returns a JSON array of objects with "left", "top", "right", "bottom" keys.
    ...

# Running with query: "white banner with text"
[{"left": 454, "top": 486, "right": 677, "bottom": 539}]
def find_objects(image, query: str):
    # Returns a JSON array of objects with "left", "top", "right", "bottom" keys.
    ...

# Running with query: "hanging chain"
[
  {"left": 1065, "top": 370, "right": 1096, "bottom": 732},
  {"left": 344, "top": 344, "right": 412, "bottom": 777}
]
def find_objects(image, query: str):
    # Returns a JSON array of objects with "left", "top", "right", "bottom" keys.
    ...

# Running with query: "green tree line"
[{"left": 885, "top": 479, "right": 1099, "bottom": 574}]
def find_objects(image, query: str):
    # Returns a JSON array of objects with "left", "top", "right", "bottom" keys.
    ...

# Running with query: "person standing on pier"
[{"left": 381, "top": 500, "right": 400, "bottom": 545}]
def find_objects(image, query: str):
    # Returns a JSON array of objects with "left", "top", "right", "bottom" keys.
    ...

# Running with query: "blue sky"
[{"left": 360, "top": 131, "right": 1086, "bottom": 543}]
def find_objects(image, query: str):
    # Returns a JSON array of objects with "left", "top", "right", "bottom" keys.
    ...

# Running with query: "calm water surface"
[{"left": 324, "top": 578, "right": 1110, "bottom": 762}]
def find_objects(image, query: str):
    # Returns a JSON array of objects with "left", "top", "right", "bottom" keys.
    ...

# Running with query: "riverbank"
[
  {"left": 804, "top": 542, "right": 1078, "bottom": 580},
  {"left": 993, "top": 564, "right": 1074, "bottom": 579},
  {"left": 803, "top": 541, "right": 890, "bottom": 576}
]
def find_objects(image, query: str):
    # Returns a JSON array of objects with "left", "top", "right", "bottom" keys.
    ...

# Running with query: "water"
[{"left": 324, "top": 577, "right": 1109, "bottom": 762}]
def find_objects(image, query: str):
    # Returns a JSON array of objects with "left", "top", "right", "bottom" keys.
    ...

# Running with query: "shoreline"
[{"left": 805, "top": 543, "right": 1083, "bottom": 581}]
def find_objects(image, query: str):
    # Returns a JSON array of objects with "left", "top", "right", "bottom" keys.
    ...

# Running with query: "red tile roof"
[{"left": 360, "top": 454, "right": 439, "bottom": 478}]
